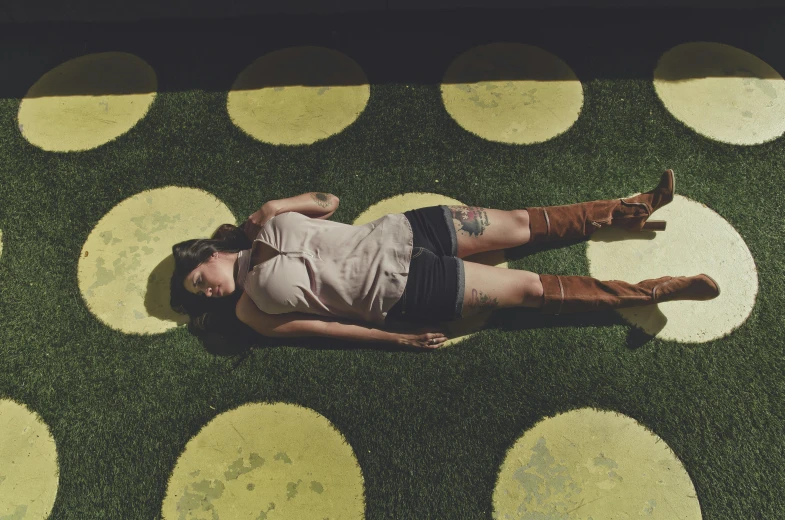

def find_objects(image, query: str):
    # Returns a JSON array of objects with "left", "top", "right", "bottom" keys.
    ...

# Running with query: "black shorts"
[{"left": 384, "top": 205, "right": 466, "bottom": 326}]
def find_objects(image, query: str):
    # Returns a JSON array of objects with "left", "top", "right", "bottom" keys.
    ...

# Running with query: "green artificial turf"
[{"left": 1, "top": 7, "right": 784, "bottom": 519}]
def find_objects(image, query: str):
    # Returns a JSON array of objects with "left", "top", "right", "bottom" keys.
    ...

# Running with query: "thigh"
[
  {"left": 402, "top": 205, "right": 457, "bottom": 257},
  {"left": 385, "top": 247, "right": 464, "bottom": 326},
  {"left": 445, "top": 206, "right": 529, "bottom": 259},
  {"left": 460, "top": 260, "right": 542, "bottom": 319}
]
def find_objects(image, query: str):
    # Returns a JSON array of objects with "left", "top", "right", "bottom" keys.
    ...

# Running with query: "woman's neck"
[{"left": 231, "top": 251, "right": 241, "bottom": 281}]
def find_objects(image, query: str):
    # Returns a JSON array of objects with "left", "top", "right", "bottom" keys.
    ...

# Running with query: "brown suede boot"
[
  {"left": 526, "top": 169, "right": 675, "bottom": 243},
  {"left": 539, "top": 272, "right": 720, "bottom": 314}
]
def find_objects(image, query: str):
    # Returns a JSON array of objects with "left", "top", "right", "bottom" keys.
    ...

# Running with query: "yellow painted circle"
[
  {"left": 354, "top": 193, "right": 508, "bottom": 347},
  {"left": 494, "top": 408, "right": 701, "bottom": 519},
  {"left": 0, "top": 399, "right": 59, "bottom": 519},
  {"left": 227, "top": 46, "right": 370, "bottom": 145},
  {"left": 654, "top": 42, "right": 785, "bottom": 145},
  {"left": 18, "top": 52, "right": 157, "bottom": 152},
  {"left": 162, "top": 402, "right": 364, "bottom": 520},
  {"left": 586, "top": 194, "right": 758, "bottom": 343},
  {"left": 78, "top": 186, "right": 236, "bottom": 334},
  {"left": 441, "top": 43, "right": 583, "bottom": 144}
]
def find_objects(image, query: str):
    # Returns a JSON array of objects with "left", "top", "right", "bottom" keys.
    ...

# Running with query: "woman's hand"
[
  {"left": 396, "top": 326, "right": 450, "bottom": 349},
  {"left": 247, "top": 203, "right": 279, "bottom": 228},
  {"left": 241, "top": 204, "right": 279, "bottom": 241}
]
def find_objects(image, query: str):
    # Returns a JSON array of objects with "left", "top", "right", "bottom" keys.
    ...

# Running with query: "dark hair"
[{"left": 170, "top": 223, "right": 259, "bottom": 354}]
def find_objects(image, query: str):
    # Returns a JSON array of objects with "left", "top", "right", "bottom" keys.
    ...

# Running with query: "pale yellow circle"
[
  {"left": 586, "top": 194, "right": 758, "bottom": 343},
  {"left": 228, "top": 46, "right": 370, "bottom": 145},
  {"left": 354, "top": 193, "right": 508, "bottom": 347},
  {"left": 441, "top": 43, "right": 583, "bottom": 145},
  {"left": 493, "top": 408, "right": 701, "bottom": 520},
  {"left": 78, "top": 187, "right": 236, "bottom": 334},
  {"left": 0, "top": 399, "right": 59, "bottom": 519},
  {"left": 18, "top": 52, "right": 157, "bottom": 152},
  {"left": 163, "top": 402, "right": 364, "bottom": 520},
  {"left": 654, "top": 42, "right": 785, "bottom": 145}
]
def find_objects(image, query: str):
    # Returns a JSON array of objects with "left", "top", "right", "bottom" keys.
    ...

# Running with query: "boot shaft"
[
  {"left": 527, "top": 199, "right": 651, "bottom": 243},
  {"left": 526, "top": 169, "right": 675, "bottom": 243},
  {"left": 540, "top": 273, "right": 720, "bottom": 314}
]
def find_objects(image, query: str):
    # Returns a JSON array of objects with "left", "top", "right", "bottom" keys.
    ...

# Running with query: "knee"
[
  {"left": 521, "top": 271, "right": 544, "bottom": 307},
  {"left": 512, "top": 209, "right": 530, "bottom": 230}
]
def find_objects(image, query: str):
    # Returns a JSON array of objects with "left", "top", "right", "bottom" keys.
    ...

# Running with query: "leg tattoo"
[
  {"left": 448, "top": 205, "right": 491, "bottom": 237},
  {"left": 465, "top": 288, "right": 500, "bottom": 315}
]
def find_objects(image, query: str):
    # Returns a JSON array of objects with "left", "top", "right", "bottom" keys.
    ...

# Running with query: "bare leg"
[
  {"left": 446, "top": 206, "right": 531, "bottom": 259},
  {"left": 460, "top": 259, "right": 544, "bottom": 319}
]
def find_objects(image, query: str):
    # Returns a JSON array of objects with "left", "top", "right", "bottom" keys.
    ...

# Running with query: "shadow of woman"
[
  {"left": 143, "top": 254, "right": 190, "bottom": 327},
  {"left": 489, "top": 306, "right": 666, "bottom": 349},
  {"left": 143, "top": 254, "right": 258, "bottom": 361}
]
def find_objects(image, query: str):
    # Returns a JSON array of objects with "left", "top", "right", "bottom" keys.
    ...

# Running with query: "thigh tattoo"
[
  {"left": 466, "top": 288, "right": 500, "bottom": 313},
  {"left": 447, "top": 206, "right": 491, "bottom": 237}
]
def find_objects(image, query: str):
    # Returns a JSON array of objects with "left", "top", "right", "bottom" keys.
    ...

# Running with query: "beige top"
[{"left": 236, "top": 211, "right": 413, "bottom": 326}]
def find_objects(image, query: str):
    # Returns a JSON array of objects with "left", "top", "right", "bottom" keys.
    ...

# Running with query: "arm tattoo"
[
  {"left": 311, "top": 192, "right": 332, "bottom": 209},
  {"left": 448, "top": 205, "right": 490, "bottom": 237}
]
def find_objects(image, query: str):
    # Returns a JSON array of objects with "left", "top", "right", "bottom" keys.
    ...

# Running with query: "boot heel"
[{"left": 642, "top": 220, "right": 666, "bottom": 231}]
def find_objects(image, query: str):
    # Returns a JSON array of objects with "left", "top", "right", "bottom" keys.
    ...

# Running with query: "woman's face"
[{"left": 183, "top": 252, "right": 236, "bottom": 298}]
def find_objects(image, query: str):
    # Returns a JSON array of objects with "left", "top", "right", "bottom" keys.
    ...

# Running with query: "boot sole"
[{"left": 642, "top": 220, "right": 666, "bottom": 230}]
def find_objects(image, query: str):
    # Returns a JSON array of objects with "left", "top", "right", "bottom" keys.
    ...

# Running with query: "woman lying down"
[{"left": 170, "top": 172, "right": 719, "bottom": 350}]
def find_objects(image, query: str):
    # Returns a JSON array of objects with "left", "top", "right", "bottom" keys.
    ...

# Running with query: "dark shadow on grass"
[
  {"left": 199, "top": 316, "right": 453, "bottom": 368},
  {"left": 626, "top": 325, "right": 660, "bottom": 348},
  {"left": 490, "top": 305, "right": 665, "bottom": 349},
  {"left": 2, "top": 6, "right": 785, "bottom": 98},
  {"left": 491, "top": 306, "right": 624, "bottom": 332},
  {"left": 505, "top": 227, "right": 658, "bottom": 261},
  {"left": 505, "top": 237, "right": 587, "bottom": 261},
  {"left": 202, "top": 297, "right": 666, "bottom": 366},
  {"left": 144, "top": 255, "right": 191, "bottom": 326},
  {"left": 617, "top": 304, "right": 670, "bottom": 347}
]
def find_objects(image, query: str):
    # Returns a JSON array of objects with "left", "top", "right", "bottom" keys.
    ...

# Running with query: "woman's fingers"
[
  {"left": 396, "top": 330, "right": 450, "bottom": 349},
  {"left": 419, "top": 332, "right": 448, "bottom": 349}
]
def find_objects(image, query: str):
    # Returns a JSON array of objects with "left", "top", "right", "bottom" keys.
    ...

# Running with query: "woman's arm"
[
  {"left": 321, "top": 320, "right": 448, "bottom": 348},
  {"left": 268, "top": 192, "right": 340, "bottom": 219},
  {"left": 241, "top": 193, "right": 338, "bottom": 240},
  {"left": 235, "top": 293, "right": 447, "bottom": 348}
]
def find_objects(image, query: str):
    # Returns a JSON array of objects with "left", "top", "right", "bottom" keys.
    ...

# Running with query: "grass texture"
[{"left": 0, "top": 7, "right": 784, "bottom": 519}]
